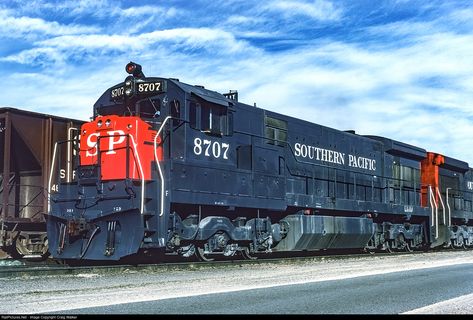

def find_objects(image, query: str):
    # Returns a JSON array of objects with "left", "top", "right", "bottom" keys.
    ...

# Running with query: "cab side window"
[
  {"left": 171, "top": 99, "right": 181, "bottom": 126},
  {"left": 190, "top": 102, "right": 198, "bottom": 129},
  {"left": 265, "top": 116, "right": 287, "bottom": 147},
  {"left": 189, "top": 101, "right": 232, "bottom": 136}
]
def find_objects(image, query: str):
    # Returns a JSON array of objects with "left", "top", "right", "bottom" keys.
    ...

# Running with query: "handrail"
[
  {"left": 47, "top": 142, "right": 59, "bottom": 213},
  {"left": 446, "top": 188, "right": 452, "bottom": 227},
  {"left": 128, "top": 134, "right": 146, "bottom": 214},
  {"left": 48, "top": 134, "right": 146, "bottom": 214},
  {"left": 436, "top": 187, "right": 446, "bottom": 227},
  {"left": 429, "top": 185, "right": 438, "bottom": 239},
  {"left": 66, "top": 127, "right": 79, "bottom": 183},
  {"left": 153, "top": 116, "right": 172, "bottom": 217}
]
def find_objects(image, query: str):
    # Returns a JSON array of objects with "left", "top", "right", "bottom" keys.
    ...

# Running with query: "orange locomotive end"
[
  {"left": 79, "top": 115, "right": 163, "bottom": 181},
  {"left": 420, "top": 152, "right": 445, "bottom": 206}
]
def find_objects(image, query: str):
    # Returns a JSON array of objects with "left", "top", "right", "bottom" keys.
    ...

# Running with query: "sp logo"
[{"left": 86, "top": 130, "right": 126, "bottom": 157}]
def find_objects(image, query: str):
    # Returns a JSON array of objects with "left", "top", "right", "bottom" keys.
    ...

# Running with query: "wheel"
[
  {"left": 9, "top": 236, "right": 27, "bottom": 259},
  {"left": 445, "top": 240, "right": 454, "bottom": 249},
  {"left": 397, "top": 234, "right": 411, "bottom": 252},
  {"left": 196, "top": 246, "right": 215, "bottom": 262},
  {"left": 384, "top": 241, "right": 393, "bottom": 253},
  {"left": 241, "top": 247, "right": 258, "bottom": 260},
  {"left": 454, "top": 234, "right": 466, "bottom": 249},
  {"left": 39, "top": 238, "right": 50, "bottom": 260},
  {"left": 404, "top": 239, "right": 413, "bottom": 252}
]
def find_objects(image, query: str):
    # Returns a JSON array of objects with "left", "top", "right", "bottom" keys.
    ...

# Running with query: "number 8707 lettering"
[{"left": 193, "top": 138, "right": 229, "bottom": 160}]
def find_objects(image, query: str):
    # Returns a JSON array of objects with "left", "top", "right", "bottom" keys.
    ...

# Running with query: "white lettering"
[
  {"left": 300, "top": 144, "right": 307, "bottom": 158},
  {"left": 194, "top": 137, "right": 202, "bottom": 155},
  {"left": 315, "top": 147, "right": 321, "bottom": 160},
  {"left": 193, "top": 138, "right": 230, "bottom": 160},
  {"left": 203, "top": 139, "right": 211, "bottom": 156},
  {"left": 328, "top": 150, "right": 333, "bottom": 163},
  {"left": 111, "top": 86, "right": 124, "bottom": 98},
  {"left": 320, "top": 148, "right": 327, "bottom": 161},
  {"left": 212, "top": 141, "right": 221, "bottom": 158},
  {"left": 222, "top": 143, "right": 229, "bottom": 160},
  {"left": 349, "top": 154, "right": 357, "bottom": 168},
  {"left": 86, "top": 132, "right": 100, "bottom": 157},
  {"left": 294, "top": 143, "right": 375, "bottom": 171},
  {"left": 60, "top": 169, "right": 66, "bottom": 179},
  {"left": 308, "top": 145, "right": 315, "bottom": 159},
  {"left": 294, "top": 143, "right": 301, "bottom": 157},
  {"left": 467, "top": 181, "right": 473, "bottom": 190},
  {"left": 106, "top": 130, "right": 126, "bottom": 155},
  {"left": 138, "top": 82, "right": 162, "bottom": 93}
]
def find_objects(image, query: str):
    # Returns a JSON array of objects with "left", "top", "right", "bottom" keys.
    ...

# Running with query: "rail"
[
  {"left": 127, "top": 134, "right": 145, "bottom": 214},
  {"left": 429, "top": 186, "right": 438, "bottom": 239},
  {"left": 0, "top": 249, "right": 435, "bottom": 279},
  {"left": 153, "top": 116, "right": 172, "bottom": 217},
  {"left": 96, "top": 133, "right": 145, "bottom": 213},
  {"left": 48, "top": 133, "right": 146, "bottom": 214},
  {"left": 47, "top": 142, "right": 59, "bottom": 213},
  {"left": 446, "top": 187, "right": 452, "bottom": 227},
  {"left": 436, "top": 187, "right": 446, "bottom": 227},
  {"left": 66, "top": 127, "right": 79, "bottom": 183}
]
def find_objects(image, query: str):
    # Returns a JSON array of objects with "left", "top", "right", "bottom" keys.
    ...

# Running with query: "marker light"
[{"left": 124, "top": 75, "right": 135, "bottom": 97}]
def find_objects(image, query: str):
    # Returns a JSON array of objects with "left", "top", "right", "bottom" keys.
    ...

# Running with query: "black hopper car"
[
  {"left": 0, "top": 108, "right": 83, "bottom": 259},
  {"left": 46, "top": 62, "right": 473, "bottom": 262}
]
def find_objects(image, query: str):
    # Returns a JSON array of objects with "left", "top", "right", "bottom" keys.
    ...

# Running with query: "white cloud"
[
  {"left": 266, "top": 0, "right": 343, "bottom": 21},
  {"left": 119, "top": 5, "right": 177, "bottom": 19},
  {"left": 1, "top": 27, "right": 255, "bottom": 68},
  {"left": 3, "top": 1, "right": 473, "bottom": 164},
  {"left": 225, "top": 15, "right": 265, "bottom": 26},
  {"left": 0, "top": 9, "right": 99, "bottom": 39}
]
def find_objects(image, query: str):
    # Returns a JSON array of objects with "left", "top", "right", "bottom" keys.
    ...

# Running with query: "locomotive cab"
[
  {"left": 47, "top": 62, "right": 177, "bottom": 261},
  {"left": 47, "top": 62, "right": 240, "bottom": 261}
]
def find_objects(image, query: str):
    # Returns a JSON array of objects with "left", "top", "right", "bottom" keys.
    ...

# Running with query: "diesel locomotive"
[{"left": 46, "top": 62, "right": 473, "bottom": 262}]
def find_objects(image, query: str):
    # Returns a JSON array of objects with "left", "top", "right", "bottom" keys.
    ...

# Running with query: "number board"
[{"left": 110, "top": 78, "right": 167, "bottom": 100}]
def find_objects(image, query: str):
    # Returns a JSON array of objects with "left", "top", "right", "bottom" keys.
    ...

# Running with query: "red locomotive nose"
[{"left": 79, "top": 115, "right": 162, "bottom": 181}]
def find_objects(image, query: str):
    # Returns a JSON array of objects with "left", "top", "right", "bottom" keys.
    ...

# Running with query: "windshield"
[{"left": 96, "top": 97, "right": 162, "bottom": 119}]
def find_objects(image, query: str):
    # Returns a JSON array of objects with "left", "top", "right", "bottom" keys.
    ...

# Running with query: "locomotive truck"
[{"left": 46, "top": 62, "right": 473, "bottom": 262}]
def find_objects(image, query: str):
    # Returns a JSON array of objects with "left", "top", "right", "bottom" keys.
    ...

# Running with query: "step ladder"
[{"left": 429, "top": 186, "right": 451, "bottom": 248}]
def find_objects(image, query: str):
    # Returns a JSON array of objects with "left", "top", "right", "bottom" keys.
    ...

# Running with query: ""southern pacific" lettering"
[{"left": 294, "top": 143, "right": 376, "bottom": 171}]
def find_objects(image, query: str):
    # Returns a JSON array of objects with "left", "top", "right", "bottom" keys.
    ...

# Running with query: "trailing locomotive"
[{"left": 46, "top": 62, "right": 473, "bottom": 262}]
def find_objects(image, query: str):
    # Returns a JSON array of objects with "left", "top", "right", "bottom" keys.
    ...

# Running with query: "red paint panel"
[
  {"left": 420, "top": 152, "right": 444, "bottom": 206},
  {"left": 79, "top": 115, "right": 162, "bottom": 180}
]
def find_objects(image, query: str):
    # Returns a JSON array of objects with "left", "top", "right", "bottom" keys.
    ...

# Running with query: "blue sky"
[{"left": 1, "top": 0, "right": 473, "bottom": 163}]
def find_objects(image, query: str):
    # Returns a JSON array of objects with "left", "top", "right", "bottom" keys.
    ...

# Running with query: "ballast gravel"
[{"left": 0, "top": 250, "right": 472, "bottom": 314}]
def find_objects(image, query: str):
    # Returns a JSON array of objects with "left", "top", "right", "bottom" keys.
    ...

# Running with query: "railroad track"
[{"left": 1, "top": 248, "right": 464, "bottom": 279}]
